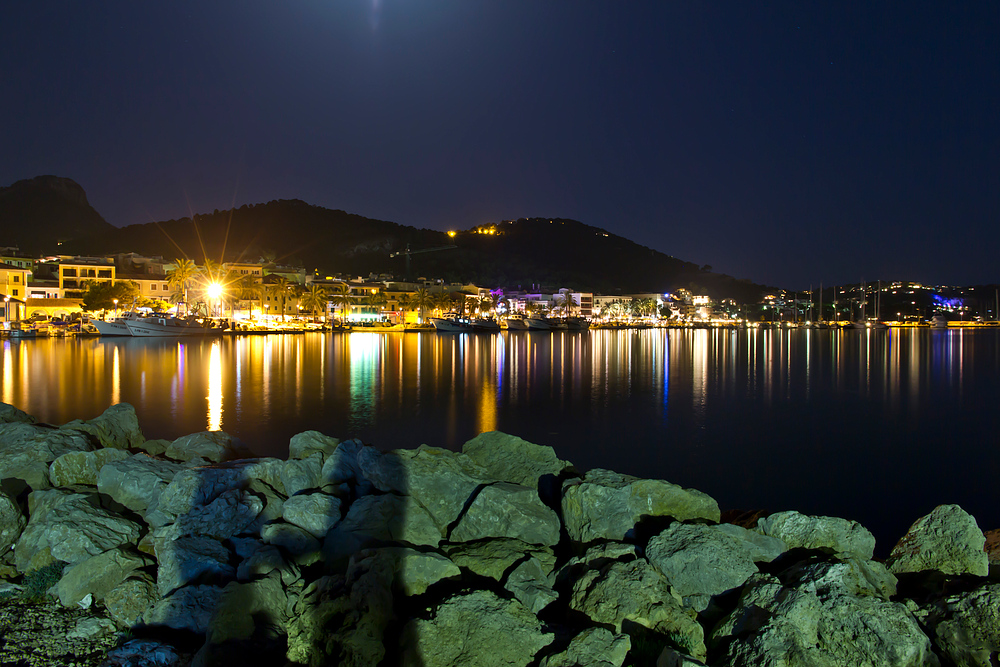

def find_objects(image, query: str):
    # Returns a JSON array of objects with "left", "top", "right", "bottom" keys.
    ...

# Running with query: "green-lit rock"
[
  {"left": 59, "top": 403, "right": 144, "bottom": 450},
  {"left": 540, "top": 627, "right": 631, "bottom": 667},
  {"left": 756, "top": 510, "right": 876, "bottom": 560},
  {"left": 887, "top": 504, "right": 988, "bottom": 577},
  {"left": 48, "top": 448, "right": 130, "bottom": 487},
  {"left": 450, "top": 481, "right": 561, "bottom": 546},
  {"left": 53, "top": 546, "right": 152, "bottom": 607},
  {"left": 462, "top": 431, "right": 570, "bottom": 487}
]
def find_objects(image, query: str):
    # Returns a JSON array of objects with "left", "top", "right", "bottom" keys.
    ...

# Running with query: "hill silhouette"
[
  {"left": 27, "top": 184, "right": 774, "bottom": 298},
  {"left": 0, "top": 176, "right": 115, "bottom": 253}
]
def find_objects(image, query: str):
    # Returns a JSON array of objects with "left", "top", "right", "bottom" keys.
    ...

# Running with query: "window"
[
  {"left": 12, "top": 289, "right": 17, "bottom": 296},
  {"left": 151, "top": 284, "right": 157, "bottom": 291},
  {"left": 162, "top": 284, "right": 168, "bottom": 290},
  {"left": 13, "top": 276, "right": 19, "bottom": 283}
]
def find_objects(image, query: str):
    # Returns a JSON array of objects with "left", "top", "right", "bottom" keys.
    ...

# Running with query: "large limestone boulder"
[
  {"left": 357, "top": 445, "right": 489, "bottom": 531},
  {"left": 930, "top": 583, "right": 1000, "bottom": 667},
  {"left": 886, "top": 504, "right": 988, "bottom": 577},
  {"left": 15, "top": 489, "right": 142, "bottom": 572},
  {"left": 153, "top": 535, "right": 235, "bottom": 596},
  {"left": 646, "top": 522, "right": 760, "bottom": 610},
  {"left": 570, "top": 558, "right": 706, "bottom": 662},
  {"left": 165, "top": 431, "right": 242, "bottom": 463},
  {"left": 104, "top": 573, "right": 158, "bottom": 627},
  {"left": 0, "top": 422, "right": 94, "bottom": 488},
  {"left": 715, "top": 522, "right": 787, "bottom": 562},
  {"left": 401, "top": 590, "right": 554, "bottom": 667},
  {"left": 541, "top": 627, "right": 631, "bottom": 667},
  {"left": 330, "top": 494, "right": 442, "bottom": 552},
  {"left": 0, "top": 489, "right": 25, "bottom": 553},
  {"left": 282, "top": 453, "right": 324, "bottom": 496},
  {"left": 144, "top": 461, "right": 275, "bottom": 527},
  {"left": 505, "top": 555, "right": 559, "bottom": 614},
  {"left": 206, "top": 572, "right": 289, "bottom": 645},
  {"left": 0, "top": 402, "right": 36, "bottom": 424},
  {"left": 156, "top": 488, "right": 263, "bottom": 541},
  {"left": 48, "top": 448, "right": 130, "bottom": 487},
  {"left": 288, "top": 431, "right": 340, "bottom": 460},
  {"left": 143, "top": 585, "right": 224, "bottom": 634},
  {"left": 446, "top": 538, "right": 555, "bottom": 582},
  {"left": 59, "top": 403, "right": 144, "bottom": 450},
  {"left": 562, "top": 469, "right": 719, "bottom": 543},
  {"left": 712, "top": 570, "right": 937, "bottom": 667},
  {"left": 282, "top": 492, "right": 342, "bottom": 538},
  {"left": 52, "top": 546, "right": 153, "bottom": 607},
  {"left": 96, "top": 453, "right": 187, "bottom": 512},
  {"left": 462, "top": 431, "right": 570, "bottom": 486},
  {"left": 321, "top": 438, "right": 366, "bottom": 486},
  {"left": 755, "top": 510, "right": 877, "bottom": 560},
  {"left": 450, "top": 482, "right": 561, "bottom": 546},
  {"left": 370, "top": 546, "right": 461, "bottom": 596},
  {"left": 262, "top": 522, "right": 321, "bottom": 564}
]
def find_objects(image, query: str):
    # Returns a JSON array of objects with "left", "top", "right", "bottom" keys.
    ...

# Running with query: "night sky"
[{"left": 2, "top": 2, "right": 997, "bottom": 289}]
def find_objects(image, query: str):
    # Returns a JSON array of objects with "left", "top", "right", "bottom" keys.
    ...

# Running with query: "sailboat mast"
[{"left": 819, "top": 282, "right": 823, "bottom": 323}]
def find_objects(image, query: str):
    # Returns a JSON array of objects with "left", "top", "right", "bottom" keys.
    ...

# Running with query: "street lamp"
[
  {"left": 3, "top": 295, "right": 9, "bottom": 326},
  {"left": 113, "top": 298, "right": 118, "bottom": 320}
]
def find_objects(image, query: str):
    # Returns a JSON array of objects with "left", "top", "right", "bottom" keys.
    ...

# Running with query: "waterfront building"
[
  {"left": 35, "top": 257, "right": 116, "bottom": 298},
  {"left": 0, "top": 261, "right": 30, "bottom": 325},
  {"left": 24, "top": 298, "right": 83, "bottom": 320},
  {"left": 115, "top": 273, "right": 172, "bottom": 302},
  {"left": 25, "top": 280, "right": 60, "bottom": 299}
]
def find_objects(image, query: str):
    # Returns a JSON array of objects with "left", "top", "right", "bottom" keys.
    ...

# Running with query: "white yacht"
[{"left": 124, "top": 315, "right": 220, "bottom": 337}]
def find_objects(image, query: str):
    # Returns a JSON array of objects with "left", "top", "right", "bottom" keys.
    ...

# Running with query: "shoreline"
[{"left": 1, "top": 401, "right": 998, "bottom": 666}]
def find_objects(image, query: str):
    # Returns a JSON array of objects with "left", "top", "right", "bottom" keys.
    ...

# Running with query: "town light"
[{"left": 207, "top": 283, "right": 223, "bottom": 300}]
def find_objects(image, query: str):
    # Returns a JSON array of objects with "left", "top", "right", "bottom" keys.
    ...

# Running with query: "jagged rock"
[
  {"left": 48, "top": 447, "right": 130, "bottom": 487},
  {"left": 541, "top": 627, "right": 631, "bottom": 667},
  {"left": 59, "top": 403, "right": 144, "bottom": 450},
  {"left": 289, "top": 431, "right": 341, "bottom": 460},
  {"left": 570, "top": 558, "right": 706, "bottom": 661},
  {"left": 656, "top": 649, "right": 706, "bottom": 667},
  {"left": 782, "top": 557, "right": 898, "bottom": 600},
  {"left": 145, "top": 461, "right": 267, "bottom": 527},
  {"left": 96, "top": 453, "right": 187, "bottom": 512},
  {"left": 712, "top": 571, "right": 937, "bottom": 667},
  {"left": 282, "top": 453, "right": 324, "bottom": 496},
  {"left": 104, "top": 573, "right": 158, "bottom": 626},
  {"left": 244, "top": 478, "right": 286, "bottom": 534},
  {"left": 328, "top": 493, "right": 443, "bottom": 556},
  {"left": 153, "top": 535, "right": 234, "bottom": 596},
  {"left": 561, "top": 469, "right": 719, "bottom": 543},
  {"left": 53, "top": 546, "right": 153, "bottom": 607},
  {"left": 756, "top": 510, "right": 876, "bottom": 560},
  {"left": 715, "top": 523, "right": 787, "bottom": 562},
  {"left": 355, "top": 546, "right": 462, "bottom": 596},
  {"left": 0, "top": 422, "right": 94, "bottom": 488},
  {"left": 401, "top": 590, "right": 554, "bottom": 667},
  {"left": 450, "top": 482, "right": 561, "bottom": 546},
  {"left": 156, "top": 488, "right": 263, "bottom": 541},
  {"left": 929, "top": 583, "right": 1000, "bottom": 667},
  {"left": 281, "top": 492, "right": 342, "bottom": 538},
  {"left": 101, "top": 639, "right": 180, "bottom": 667},
  {"left": 357, "top": 444, "right": 489, "bottom": 530},
  {"left": 321, "top": 438, "right": 366, "bottom": 486},
  {"left": 462, "top": 431, "right": 570, "bottom": 486},
  {"left": 234, "top": 541, "right": 299, "bottom": 585},
  {"left": 261, "top": 522, "right": 321, "bottom": 564},
  {"left": 505, "top": 556, "right": 559, "bottom": 614},
  {"left": 67, "top": 616, "right": 117, "bottom": 639},
  {"left": 646, "top": 522, "right": 759, "bottom": 610},
  {"left": 0, "top": 402, "right": 36, "bottom": 424},
  {"left": 15, "top": 489, "right": 141, "bottom": 571},
  {"left": 135, "top": 438, "right": 170, "bottom": 457},
  {"left": 207, "top": 571, "right": 289, "bottom": 644},
  {"left": 143, "top": 584, "right": 223, "bottom": 634},
  {"left": 446, "top": 539, "right": 555, "bottom": 581},
  {"left": 886, "top": 504, "right": 988, "bottom": 577},
  {"left": 0, "top": 488, "right": 26, "bottom": 553},
  {"left": 165, "top": 431, "right": 243, "bottom": 463}
]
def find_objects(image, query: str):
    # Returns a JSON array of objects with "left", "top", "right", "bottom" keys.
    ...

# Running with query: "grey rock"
[
  {"left": 48, "top": 448, "right": 130, "bottom": 487},
  {"left": 570, "top": 558, "right": 706, "bottom": 662},
  {"left": 153, "top": 535, "right": 234, "bottom": 596},
  {"left": 145, "top": 461, "right": 267, "bottom": 527},
  {"left": 446, "top": 539, "right": 556, "bottom": 582},
  {"left": 261, "top": 522, "right": 321, "bottom": 564},
  {"left": 715, "top": 523, "right": 787, "bottom": 562},
  {"left": 656, "top": 649, "right": 706, "bottom": 667},
  {"left": 101, "top": 639, "right": 180, "bottom": 667},
  {"left": 135, "top": 438, "right": 170, "bottom": 457},
  {"left": 243, "top": 478, "right": 286, "bottom": 534},
  {"left": 321, "top": 438, "right": 366, "bottom": 485},
  {"left": 158, "top": 488, "right": 263, "bottom": 540},
  {"left": 328, "top": 493, "right": 443, "bottom": 558},
  {"left": 281, "top": 492, "right": 342, "bottom": 538},
  {"left": 541, "top": 627, "right": 631, "bottom": 667},
  {"left": 462, "top": 431, "right": 570, "bottom": 486},
  {"left": 66, "top": 617, "right": 117, "bottom": 640},
  {"left": 562, "top": 469, "right": 719, "bottom": 543},
  {"left": 712, "top": 572, "right": 938, "bottom": 667},
  {"left": 756, "top": 510, "right": 877, "bottom": 560},
  {"left": 886, "top": 504, "right": 988, "bottom": 577},
  {"left": 53, "top": 546, "right": 153, "bottom": 607},
  {"left": 357, "top": 444, "right": 489, "bottom": 531},
  {"left": 0, "top": 422, "right": 94, "bottom": 488},
  {"left": 505, "top": 556, "right": 559, "bottom": 614},
  {"left": 401, "top": 590, "right": 553, "bottom": 667},
  {"left": 143, "top": 584, "right": 223, "bottom": 634},
  {"left": 104, "top": 573, "right": 158, "bottom": 627},
  {"left": 235, "top": 542, "right": 298, "bottom": 585},
  {"left": 96, "top": 453, "right": 187, "bottom": 512},
  {"left": 361, "top": 546, "right": 461, "bottom": 596},
  {"left": 165, "top": 431, "right": 242, "bottom": 463},
  {"left": 282, "top": 452, "right": 324, "bottom": 496},
  {"left": 647, "top": 522, "right": 759, "bottom": 609},
  {"left": 15, "top": 489, "right": 141, "bottom": 572},
  {"left": 59, "top": 403, "right": 144, "bottom": 450},
  {"left": 930, "top": 583, "right": 1000, "bottom": 667},
  {"left": 783, "top": 557, "right": 898, "bottom": 600},
  {"left": 450, "top": 482, "right": 561, "bottom": 546},
  {"left": 0, "top": 402, "right": 36, "bottom": 424},
  {"left": 0, "top": 489, "right": 25, "bottom": 553},
  {"left": 208, "top": 572, "right": 288, "bottom": 644},
  {"left": 289, "top": 431, "right": 341, "bottom": 460}
]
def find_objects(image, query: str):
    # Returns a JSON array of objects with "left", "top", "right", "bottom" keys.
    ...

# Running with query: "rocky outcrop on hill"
[{"left": 0, "top": 402, "right": 998, "bottom": 666}]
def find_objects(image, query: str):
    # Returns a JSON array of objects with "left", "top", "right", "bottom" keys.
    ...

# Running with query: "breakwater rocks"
[{"left": 1, "top": 403, "right": 999, "bottom": 667}]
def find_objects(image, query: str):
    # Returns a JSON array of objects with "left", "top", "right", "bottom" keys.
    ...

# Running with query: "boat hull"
[
  {"left": 125, "top": 318, "right": 220, "bottom": 337},
  {"left": 93, "top": 320, "right": 133, "bottom": 336},
  {"left": 525, "top": 318, "right": 551, "bottom": 331},
  {"left": 503, "top": 318, "right": 528, "bottom": 330},
  {"left": 430, "top": 318, "right": 472, "bottom": 333}
]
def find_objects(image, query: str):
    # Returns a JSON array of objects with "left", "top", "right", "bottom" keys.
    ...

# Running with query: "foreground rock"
[{"left": 0, "top": 400, "right": 997, "bottom": 667}]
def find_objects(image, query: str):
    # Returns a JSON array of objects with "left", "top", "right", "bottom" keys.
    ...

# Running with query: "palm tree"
[
  {"left": 328, "top": 282, "right": 353, "bottom": 322},
  {"left": 268, "top": 276, "right": 290, "bottom": 322},
  {"left": 396, "top": 293, "right": 414, "bottom": 321},
  {"left": 478, "top": 295, "right": 494, "bottom": 316},
  {"left": 367, "top": 290, "right": 387, "bottom": 319},
  {"left": 412, "top": 287, "right": 432, "bottom": 322},
  {"left": 167, "top": 258, "right": 198, "bottom": 316},
  {"left": 301, "top": 285, "right": 329, "bottom": 323},
  {"left": 555, "top": 292, "right": 575, "bottom": 316},
  {"left": 237, "top": 276, "right": 262, "bottom": 319}
]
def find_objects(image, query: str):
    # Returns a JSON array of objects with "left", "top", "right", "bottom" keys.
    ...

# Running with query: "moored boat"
[
  {"left": 525, "top": 317, "right": 551, "bottom": 331},
  {"left": 503, "top": 315, "right": 528, "bottom": 330},
  {"left": 124, "top": 315, "right": 221, "bottom": 337},
  {"left": 430, "top": 315, "right": 473, "bottom": 332},
  {"left": 471, "top": 318, "right": 501, "bottom": 332},
  {"left": 92, "top": 319, "right": 133, "bottom": 336}
]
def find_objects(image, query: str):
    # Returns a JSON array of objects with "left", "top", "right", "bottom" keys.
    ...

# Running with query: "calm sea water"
[{"left": 3, "top": 328, "right": 998, "bottom": 552}]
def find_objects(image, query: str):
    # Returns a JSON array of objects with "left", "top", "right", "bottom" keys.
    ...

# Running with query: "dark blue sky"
[{"left": 2, "top": 2, "right": 997, "bottom": 288}]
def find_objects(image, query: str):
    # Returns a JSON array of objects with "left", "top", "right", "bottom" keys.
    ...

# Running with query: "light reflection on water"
[{"left": 1, "top": 329, "right": 998, "bottom": 548}]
